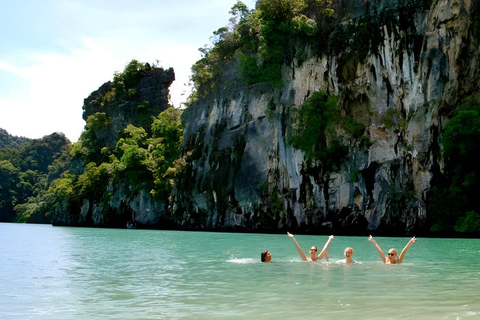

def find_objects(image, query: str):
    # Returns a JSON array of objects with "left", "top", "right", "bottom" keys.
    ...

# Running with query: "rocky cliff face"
[
  {"left": 172, "top": 0, "right": 479, "bottom": 234},
  {"left": 82, "top": 68, "right": 174, "bottom": 149},
  {"left": 52, "top": 67, "right": 175, "bottom": 228}
]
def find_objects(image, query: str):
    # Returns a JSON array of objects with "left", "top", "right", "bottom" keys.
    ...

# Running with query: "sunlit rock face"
[{"left": 172, "top": 0, "right": 479, "bottom": 234}]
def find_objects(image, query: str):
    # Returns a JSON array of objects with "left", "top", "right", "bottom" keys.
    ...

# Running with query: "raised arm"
[
  {"left": 397, "top": 236, "right": 416, "bottom": 264},
  {"left": 317, "top": 235, "right": 334, "bottom": 260},
  {"left": 368, "top": 235, "right": 386, "bottom": 263},
  {"left": 287, "top": 232, "right": 307, "bottom": 260}
]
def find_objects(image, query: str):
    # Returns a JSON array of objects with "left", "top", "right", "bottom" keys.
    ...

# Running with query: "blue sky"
[{"left": 0, "top": 0, "right": 256, "bottom": 142}]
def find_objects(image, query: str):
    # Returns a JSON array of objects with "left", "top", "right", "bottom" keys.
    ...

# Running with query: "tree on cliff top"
[
  {"left": 187, "top": 0, "right": 433, "bottom": 106},
  {"left": 113, "top": 59, "right": 150, "bottom": 98},
  {"left": 187, "top": 0, "right": 332, "bottom": 104}
]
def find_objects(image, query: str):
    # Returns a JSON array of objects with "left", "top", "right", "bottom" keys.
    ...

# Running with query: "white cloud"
[
  {"left": 0, "top": 35, "right": 202, "bottom": 141},
  {"left": 1, "top": 38, "right": 117, "bottom": 141},
  {"left": 0, "top": 0, "right": 257, "bottom": 142}
]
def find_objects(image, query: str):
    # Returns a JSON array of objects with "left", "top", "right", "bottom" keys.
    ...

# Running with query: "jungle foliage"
[
  {"left": 187, "top": 0, "right": 334, "bottom": 102},
  {"left": 0, "top": 132, "right": 72, "bottom": 223},
  {"left": 63, "top": 106, "right": 183, "bottom": 214},
  {"left": 0, "top": 128, "right": 31, "bottom": 149},
  {"left": 13, "top": 105, "right": 183, "bottom": 225},
  {"left": 428, "top": 98, "right": 480, "bottom": 234},
  {"left": 1, "top": 61, "right": 184, "bottom": 224}
]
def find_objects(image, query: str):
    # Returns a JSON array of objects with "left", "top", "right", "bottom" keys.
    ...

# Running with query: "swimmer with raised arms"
[
  {"left": 368, "top": 235, "right": 416, "bottom": 264},
  {"left": 287, "top": 232, "right": 334, "bottom": 261}
]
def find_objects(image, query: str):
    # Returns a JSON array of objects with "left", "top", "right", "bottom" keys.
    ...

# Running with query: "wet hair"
[{"left": 261, "top": 250, "right": 269, "bottom": 262}]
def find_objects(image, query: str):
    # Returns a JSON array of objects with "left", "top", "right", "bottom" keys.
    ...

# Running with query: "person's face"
[
  {"left": 309, "top": 247, "right": 317, "bottom": 256},
  {"left": 344, "top": 248, "right": 353, "bottom": 257},
  {"left": 265, "top": 251, "right": 272, "bottom": 262},
  {"left": 387, "top": 250, "right": 397, "bottom": 261}
]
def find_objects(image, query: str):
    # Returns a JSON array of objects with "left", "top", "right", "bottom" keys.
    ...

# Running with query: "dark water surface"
[{"left": 1, "top": 223, "right": 479, "bottom": 319}]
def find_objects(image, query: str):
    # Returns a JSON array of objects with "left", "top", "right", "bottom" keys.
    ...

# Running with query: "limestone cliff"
[
  {"left": 82, "top": 67, "right": 174, "bottom": 149},
  {"left": 52, "top": 66, "right": 175, "bottom": 228},
  {"left": 172, "top": 0, "right": 480, "bottom": 234}
]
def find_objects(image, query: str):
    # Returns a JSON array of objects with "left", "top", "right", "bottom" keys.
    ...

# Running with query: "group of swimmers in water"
[{"left": 261, "top": 232, "right": 417, "bottom": 264}]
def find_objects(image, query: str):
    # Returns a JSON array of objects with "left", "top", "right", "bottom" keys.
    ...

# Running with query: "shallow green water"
[{"left": 1, "top": 223, "right": 479, "bottom": 319}]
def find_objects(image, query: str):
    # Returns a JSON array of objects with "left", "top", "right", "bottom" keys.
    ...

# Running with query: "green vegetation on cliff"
[
  {"left": 289, "top": 92, "right": 345, "bottom": 164},
  {"left": 50, "top": 105, "right": 182, "bottom": 225},
  {"left": 1, "top": 60, "right": 182, "bottom": 226},
  {"left": 428, "top": 98, "right": 480, "bottom": 234},
  {"left": 2, "top": 1, "right": 478, "bottom": 236},
  {"left": 182, "top": 0, "right": 480, "bottom": 235},
  {"left": 52, "top": 60, "right": 183, "bottom": 226},
  {"left": 188, "top": 0, "right": 334, "bottom": 102},
  {"left": 187, "top": 0, "right": 432, "bottom": 104}
]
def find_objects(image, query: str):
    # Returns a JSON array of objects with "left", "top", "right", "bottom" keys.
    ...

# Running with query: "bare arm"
[
  {"left": 317, "top": 235, "right": 334, "bottom": 259},
  {"left": 287, "top": 232, "right": 307, "bottom": 260},
  {"left": 368, "top": 235, "right": 386, "bottom": 263},
  {"left": 397, "top": 236, "right": 416, "bottom": 264}
]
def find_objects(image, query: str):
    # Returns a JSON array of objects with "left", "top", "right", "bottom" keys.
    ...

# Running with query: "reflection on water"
[{"left": 1, "top": 223, "right": 479, "bottom": 319}]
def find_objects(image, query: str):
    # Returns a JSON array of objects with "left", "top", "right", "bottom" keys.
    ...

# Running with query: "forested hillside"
[
  {"left": 0, "top": 132, "right": 71, "bottom": 222},
  {"left": 0, "top": 129, "right": 31, "bottom": 149}
]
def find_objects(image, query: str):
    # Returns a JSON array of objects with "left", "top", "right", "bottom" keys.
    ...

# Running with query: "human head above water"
[
  {"left": 261, "top": 250, "right": 272, "bottom": 262},
  {"left": 387, "top": 248, "right": 398, "bottom": 261},
  {"left": 344, "top": 247, "right": 353, "bottom": 256}
]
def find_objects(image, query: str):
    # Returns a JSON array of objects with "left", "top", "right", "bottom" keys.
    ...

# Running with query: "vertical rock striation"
[{"left": 172, "top": 0, "right": 479, "bottom": 234}]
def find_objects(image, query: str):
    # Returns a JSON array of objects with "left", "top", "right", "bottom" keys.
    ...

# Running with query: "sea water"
[{"left": 1, "top": 223, "right": 479, "bottom": 319}]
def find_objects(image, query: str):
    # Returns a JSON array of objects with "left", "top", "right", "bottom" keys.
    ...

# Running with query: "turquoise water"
[{"left": 1, "top": 223, "right": 479, "bottom": 319}]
